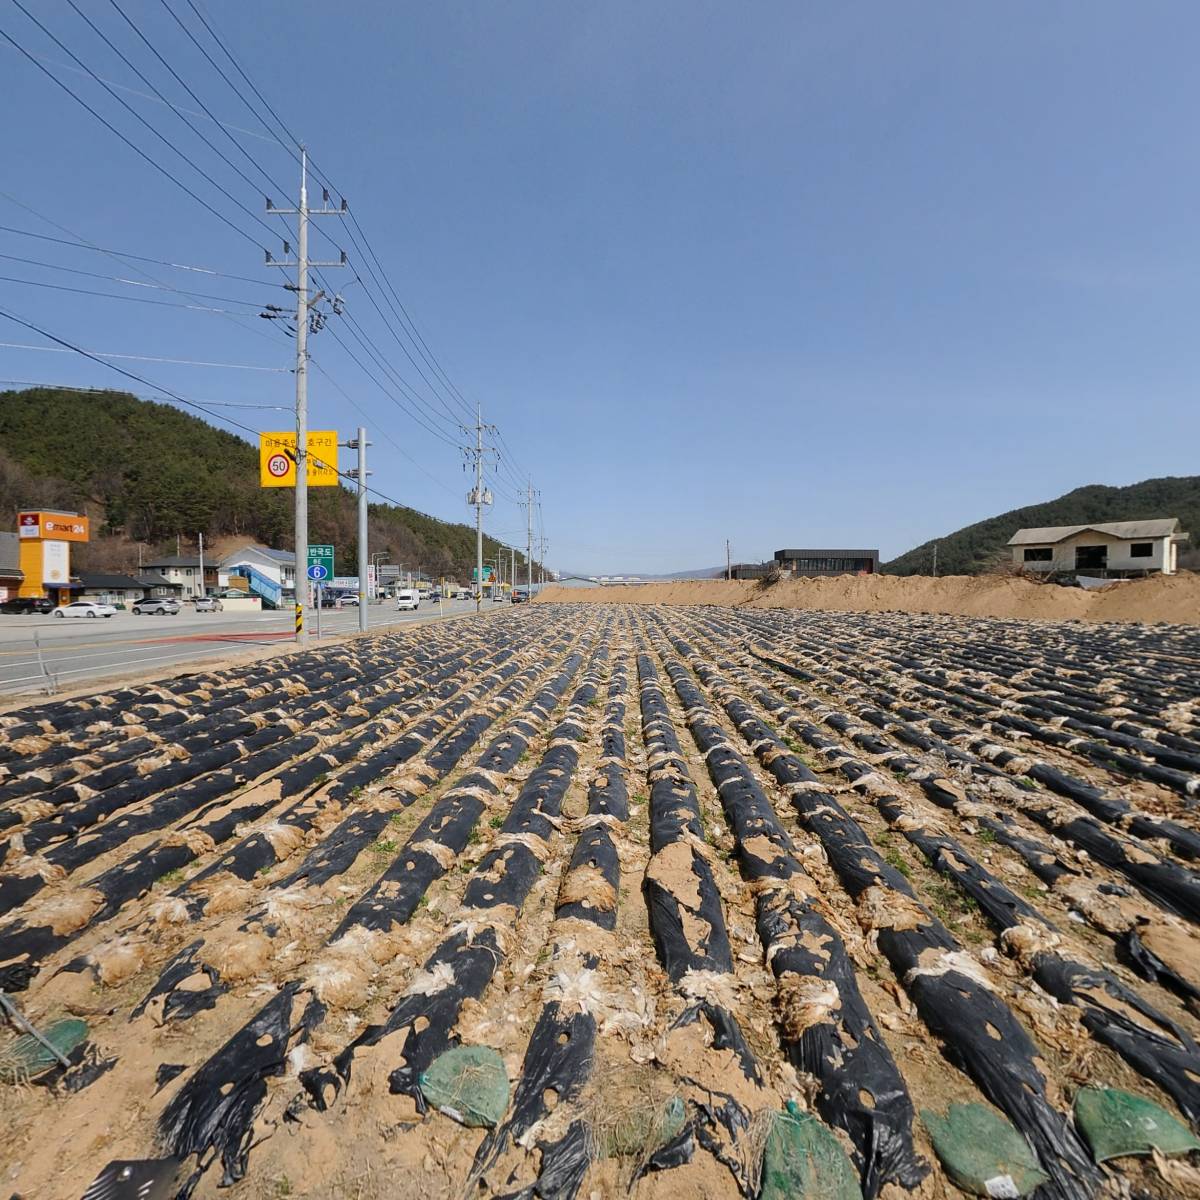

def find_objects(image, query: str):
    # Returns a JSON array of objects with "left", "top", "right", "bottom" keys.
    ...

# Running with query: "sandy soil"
[
  {"left": 535, "top": 571, "right": 1200, "bottom": 624},
  {"left": 3, "top": 606, "right": 1199, "bottom": 1199}
]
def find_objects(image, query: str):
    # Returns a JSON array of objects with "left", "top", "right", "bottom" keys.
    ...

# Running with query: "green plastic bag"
[
  {"left": 921, "top": 1103, "right": 1048, "bottom": 1198},
  {"left": 0, "top": 1018, "right": 88, "bottom": 1083},
  {"left": 1074, "top": 1086, "right": 1200, "bottom": 1162},
  {"left": 419, "top": 1045, "right": 509, "bottom": 1128},
  {"left": 759, "top": 1101, "right": 861, "bottom": 1200}
]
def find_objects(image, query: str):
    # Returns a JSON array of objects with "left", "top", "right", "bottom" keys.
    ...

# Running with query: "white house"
[
  {"left": 220, "top": 545, "right": 297, "bottom": 597},
  {"left": 142, "top": 556, "right": 229, "bottom": 599},
  {"left": 1008, "top": 518, "right": 1189, "bottom": 578}
]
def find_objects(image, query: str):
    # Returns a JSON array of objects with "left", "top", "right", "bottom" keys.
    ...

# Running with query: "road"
[{"left": 0, "top": 596, "right": 496, "bottom": 696}]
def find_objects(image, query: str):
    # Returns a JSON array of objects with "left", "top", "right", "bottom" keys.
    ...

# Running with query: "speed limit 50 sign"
[{"left": 258, "top": 431, "right": 339, "bottom": 487}]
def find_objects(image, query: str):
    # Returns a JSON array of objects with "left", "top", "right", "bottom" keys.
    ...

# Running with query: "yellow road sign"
[{"left": 259, "top": 431, "right": 339, "bottom": 486}]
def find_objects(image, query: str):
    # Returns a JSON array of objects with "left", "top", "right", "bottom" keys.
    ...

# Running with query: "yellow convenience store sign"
[{"left": 259, "top": 431, "right": 339, "bottom": 487}]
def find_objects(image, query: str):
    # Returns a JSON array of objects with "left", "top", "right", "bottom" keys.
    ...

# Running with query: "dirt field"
[
  {"left": 535, "top": 571, "right": 1200, "bottom": 624},
  {"left": 1, "top": 605, "right": 1199, "bottom": 1199}
]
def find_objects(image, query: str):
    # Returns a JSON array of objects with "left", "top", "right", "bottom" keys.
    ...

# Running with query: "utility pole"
[
  {"left": 510, "top": 544, "right": 515, "bottom": 591},
  {"left": 932, "top": 542, "right": 939, "bottom": 578},
  {"left": 351, "top": 426, "right": 370, "bottom": 634},
  {"left": 526, "top": 479, "right": 535, "bottom": 594},
  {"left": 267, "top": 148, "right": 346, "bottom": 645},
  {"left": 726, "top": 539, "right": 731, "bottom": 581},
  {"left": 198, "top": 532, "right": 205, "bottom": 600},
  {"left": 462, "top": 404, "right": 496, "bottom": 614}
]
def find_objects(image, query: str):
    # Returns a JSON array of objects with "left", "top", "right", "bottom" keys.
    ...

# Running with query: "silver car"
[
  {"left": 132, "top": 597, "right": 181, "bottom": 615},
  {"left": 194, "top": 597, "right": 224, "bottom": 613}
]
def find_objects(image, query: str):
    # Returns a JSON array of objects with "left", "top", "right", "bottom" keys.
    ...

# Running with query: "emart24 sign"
[{"left": 259, "top": 431, "right": 339, "bottom": 487}]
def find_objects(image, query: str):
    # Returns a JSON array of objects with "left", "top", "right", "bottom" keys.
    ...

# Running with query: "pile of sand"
[{"left": 534, "top": 572, "right": 1200, "bottom": 625}]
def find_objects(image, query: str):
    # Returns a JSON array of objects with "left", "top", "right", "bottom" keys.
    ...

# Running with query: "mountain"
[
  {"left": 883, "top": 476, "right": 1200, "bottom": 576},
  {"left": 0, "top": 387, "right": 527, "bottom": 581}
]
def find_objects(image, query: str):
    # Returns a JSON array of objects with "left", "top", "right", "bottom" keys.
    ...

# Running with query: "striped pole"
[{"left": 295, "top": 603, "right": 303, "bottom": 639}]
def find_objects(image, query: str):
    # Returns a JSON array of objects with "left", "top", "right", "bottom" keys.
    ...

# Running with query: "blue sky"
[{"left": 3, "top": 2, "right": 1197, "bottom": 573}]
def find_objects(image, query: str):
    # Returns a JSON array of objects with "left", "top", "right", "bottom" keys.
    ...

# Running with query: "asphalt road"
[{"left": 0, "top": 597, "right": 498, "bottom": 697}]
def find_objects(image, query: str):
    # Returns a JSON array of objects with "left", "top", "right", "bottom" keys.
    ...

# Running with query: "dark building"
[{"left": 774, "top": 548, "right": 878, "bottom": 577}]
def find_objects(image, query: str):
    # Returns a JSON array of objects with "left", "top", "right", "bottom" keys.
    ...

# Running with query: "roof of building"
[
  {"left": 1007, "top": 519, "right": 1186, "bottom": 546},
  {"left": 78, "top": 573, "right": 148, "bottom": 589},
  {"left": 775, "top": 548, "right": 880, "bottom": 559},
  {"left": 142, "top": 555, "right": 202, "bottom": 568},
  {"left": 136, "top": 573, "right": 179, "bottom": 589},
  {"left": 222, "top": 545, "right": 293, "bottom": 564},
  {"left": 0, "top": 531, "right": 23, "bottom": 580}
]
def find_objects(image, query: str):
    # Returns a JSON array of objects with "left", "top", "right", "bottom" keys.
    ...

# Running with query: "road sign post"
[{"left": 306, "top": 545, "right": 334, "bottom": 627}]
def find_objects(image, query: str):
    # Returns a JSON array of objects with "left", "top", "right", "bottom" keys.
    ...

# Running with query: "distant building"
[
  {"left": 137, "top": 573, "right": 183, "bottom": 599},
  {"left": 0, "top": 532, "right": 24, "bottom": 600},
  {"left": 76, "top": 573, "right": 152, "bottom": 605},
  {"left": 142, "top": 555, "right": 228, "bottom": 599},
  {"left": 220, "top": 545, "right": 296, "bottom": 609},
  {"left": 775, "top": 549, "right": 879, "bottom": 577},
  {"left": 1007, "top": 519, "right": 1189, "bottom": 578}
]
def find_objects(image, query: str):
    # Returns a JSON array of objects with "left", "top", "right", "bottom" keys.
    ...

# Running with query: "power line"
[
  {"left": 0, "top": 44, "right": 277, "bottom": 142},
  {"left": 0, "top": 341, "right": 287, "bottom": 371},
  {"left": 0, "top": 223, "right": 271, "bottom": 285},
  {"left": 332, "top": 301, "right": 460, "bottom": 433},
  {"left": 0, "top": 379, "right": 289, "bottom": 409},
  {"left": 308, "top": 356, "right": 463, "bottom": 500},
  {"left": 176, "top": 0, "right": 301, "bottom": 155},
  {"left": 0, "top": 272, "right": 264, "bottom": 316},
  {"left": 1, "top": 13, "right": 264, "bottom": 251},
  {"left": 343, "top": 206, "right": 475, "bottom": 420},
  {"left": 105, "top": 0, "right": 289, "bottom": 201},
  {"left": 0, "top": 307, "right": 480, "bottom": 531},
  {"left": 171, "top": 0, "right": 482, "bottom": 431},
  {"left": 0, "top": 192, "right": 291, "bottom": 353},
  {"left": 162, "top": 0, "right": 533, "bottom": 505},
  {"left": 323, "top": 325, "right": 461, "bottom": 449},
  {"left": 0, "top": 253, "right": 269, "bottom": 306}
]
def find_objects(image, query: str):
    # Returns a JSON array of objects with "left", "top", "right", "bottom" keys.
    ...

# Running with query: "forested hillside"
[
  {"left": 884, "top": 476, "right": 1200, "bottom": 575},
  {"left": 0, "top": 387, "right": 523, "bottom": 579}
]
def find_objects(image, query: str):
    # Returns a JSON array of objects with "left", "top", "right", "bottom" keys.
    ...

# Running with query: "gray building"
[
  {"left": 0, "top": 531, "right": 24, "bottom": 598},
  {"left": 774, "top": 548, "right": 879, "bottom": 577}
]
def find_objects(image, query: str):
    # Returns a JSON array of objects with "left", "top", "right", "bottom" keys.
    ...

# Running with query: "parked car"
[
  {"left": 491, "top": 589, "right": 506, "bottom": 603},
  {"left": 340, "top": 594, "right": 360, "bottom": 606},
  {"left": 0, "top": 596, "right": 55, "bottom": 615},
  {"left": 132, "top": 597, "right": 181, "bottom": 616},
  {"left": 54, "top": 601, "right": 116, "bottom": 619},
  {"left": 395, "top": 588, "right": 420, "bottom": 611},
  {"left": 455, "top": 588, "right": 472, "bottom": 600},
  {"left": 194, "top": 597, "right": 224, "bottom": 613}
]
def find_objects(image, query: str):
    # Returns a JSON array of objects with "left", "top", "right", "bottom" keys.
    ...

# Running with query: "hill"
[
  {"left": 883, "top": 476, "right": 1200, "bottom": 576},
  {"left": 0, "top": 386, "right": 527, "bottom": 581}
]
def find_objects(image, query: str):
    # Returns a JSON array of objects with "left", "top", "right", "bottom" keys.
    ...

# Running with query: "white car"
[
  {"left": 395, "top": 589, "right": 420, "bottom": 611},
  {"left": 54, "top": 601, "right": 116, "bottom": 619}
]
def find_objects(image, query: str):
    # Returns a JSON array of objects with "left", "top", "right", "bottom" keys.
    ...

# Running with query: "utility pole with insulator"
[
  {"left": 461, "top": 404, "right": 497, "bottom": 614},
  {"left": 266, "top": 148, "right": 347, "bottom": 645},
  {"left": 350, "top": 427, "right": 371, "bottom": 634},
  {"left": 525, "top": 478, "right": 538, "bottom": 594}
]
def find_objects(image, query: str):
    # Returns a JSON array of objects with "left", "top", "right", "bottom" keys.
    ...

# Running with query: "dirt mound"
[{"left": 535, "top": 571, "right": 1200, "bottom": 624}]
